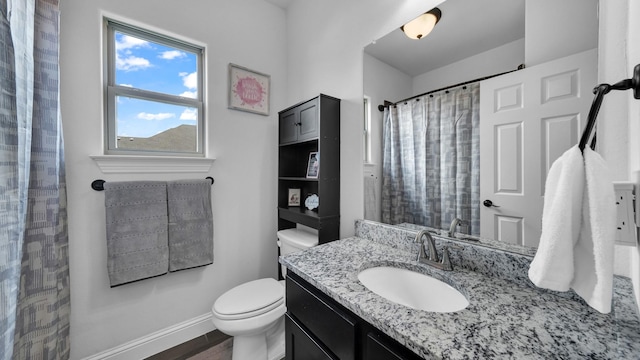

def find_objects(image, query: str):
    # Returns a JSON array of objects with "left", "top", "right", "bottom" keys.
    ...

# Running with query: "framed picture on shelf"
[
  {"left": 288, "top": 188, "right": 301, "bottom": 207},
  {"left": 306, "top": 152, "right": 319, "bottom": 178},
  {"left": 228, "top": 63, "right": 270, "bottom": 115}
]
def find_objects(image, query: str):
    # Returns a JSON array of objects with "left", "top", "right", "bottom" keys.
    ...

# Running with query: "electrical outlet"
[{"left": 613, "top": 181, "right": 636, "bottom": 246}]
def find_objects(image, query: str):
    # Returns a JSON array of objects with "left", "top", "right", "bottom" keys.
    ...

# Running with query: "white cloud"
[
  {"left": 116, "top": 35, "right": 149, "bottom": 51},
  {"left": 116, "top": 55, "right": 151, "bottom": 71},
  {"left": 180, "top": 108, "right": 197, "bottom": 121},
  {"left": 119, "top": 83, "right": 133, "bottom": 87},
  {"left": 115, "top": 35, "right": 152, "bottom": 71},
  {"left": 137, "top": 112, "right": 175, "bottom": 121},
  {"left": 160, "top": 50, "right": 186, "bottom": 60},
  {"left": 179, "top": 91, "right": 197, "bottom": 99},
  {"left": 180, "top": 72, "right": 198, "bottom": 90}
]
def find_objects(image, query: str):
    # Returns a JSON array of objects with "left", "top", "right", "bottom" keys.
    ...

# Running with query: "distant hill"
[{"left": 117, "top": 124, "right": 197, "bottom": 152}]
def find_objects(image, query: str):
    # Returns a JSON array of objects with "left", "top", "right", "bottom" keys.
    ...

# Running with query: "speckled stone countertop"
[{"left": 279, "top": 221, "right": 640, "bottom": 359}]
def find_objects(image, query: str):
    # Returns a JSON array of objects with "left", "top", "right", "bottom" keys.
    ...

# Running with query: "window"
[
  {"left": 104, "top": 19, "right": 204, "bottom": 156},
  {"left": 363, "top": 96, "right": 372, "bottom": 163}
]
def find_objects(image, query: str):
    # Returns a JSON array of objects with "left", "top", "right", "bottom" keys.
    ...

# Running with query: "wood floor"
[{"left": 145, "top": 330, "right": 231, "bottom": 360}]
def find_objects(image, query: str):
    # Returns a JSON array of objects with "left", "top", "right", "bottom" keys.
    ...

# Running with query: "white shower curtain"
[
  {"left": 381, "top": 83, "right": 480, "bottom": 235},
  {"left": 0, "top": 0, "right": 70, "bottom": 358}
]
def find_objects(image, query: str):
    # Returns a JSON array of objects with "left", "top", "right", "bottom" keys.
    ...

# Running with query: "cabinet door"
[
  {"left": 287, "top": 274, "right": 356, "bottom": 360},
  {"left": 298, "top": 99, "right": 319, "bottom": 142},
  {"left": 364, "top": 331, "right": 424, "bottom": 360},
  {"left": 286, "top": 315, "right": 337, "bottom": 360},
  {"left": 280, "top": 108, "right": 298, "bottom": 144}
]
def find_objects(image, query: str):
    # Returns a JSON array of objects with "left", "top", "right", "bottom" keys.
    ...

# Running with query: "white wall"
[
  {"left": 363, "top": 53, "right": 413, "bottom": 221},
  {"left": 60, "top": 0, "right": 287, "bottom": 358},
  {"left": 286, "top": 0, "right": 445, "bottom": 237},
  {"left": 628, "top": 0, "right": 640, "bottom": 310},
  {"left": 598, "top": 0, "right": 634, "bottom": 281},
  {"left": 599, "top": 0, "right": 640, "bottom": 308},
  {"left": 412, "top": 38, "right": 525, "bottom": 95},
  {"left": 525, "top": 0, "right": 598, "bottom": 67}
]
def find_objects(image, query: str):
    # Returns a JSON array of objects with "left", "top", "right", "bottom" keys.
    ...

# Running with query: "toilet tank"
[{"left": 277, "top": 228, "right": 318, "bottom": 276}]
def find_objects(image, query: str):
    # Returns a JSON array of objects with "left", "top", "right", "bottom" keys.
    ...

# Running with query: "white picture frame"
[
  {"left": 228, "top": 63, "right": 270, "bottom": 115},
  {"left": 306, "top": 152, "right": 319, "bottom": 178},
  {"left": 288, "top": 188, "right": 301, "bottom": 207}
]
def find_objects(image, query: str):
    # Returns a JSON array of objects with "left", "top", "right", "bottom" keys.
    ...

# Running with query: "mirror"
[{"left": 363, "top": 0, "right": 598, "bottom": 256}]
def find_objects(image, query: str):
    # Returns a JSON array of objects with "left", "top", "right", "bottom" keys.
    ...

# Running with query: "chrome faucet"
[
  {"left": 414, "top": 230, "right": 453, "bottom": 271},
  {"left": 448, "top": 218, "right": 467, "bottom": 238}
]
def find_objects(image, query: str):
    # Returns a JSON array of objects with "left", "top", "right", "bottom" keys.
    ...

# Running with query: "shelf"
[
  {"left": 278, "top": 94, "right": 340, "bottom": 244},
  {"left": 278, "top": 138, "right": 318, "bottom": 147},
  {"left": 278, "top": 207, "right": 339, "bottom": 229},
  {"left": 91, "top": 155, "right": 214, "bottom": 173},
  {"left": 279, "top": 177, "right": 319, "bottom": 182}
]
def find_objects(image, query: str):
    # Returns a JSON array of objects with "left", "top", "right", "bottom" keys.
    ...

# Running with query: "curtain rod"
[{"left": 377, "top": 64, "right": 525, "bottom": 112}]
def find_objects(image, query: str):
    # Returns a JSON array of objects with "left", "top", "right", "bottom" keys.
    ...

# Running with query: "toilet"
[{"left": 211, "top": 228, "right": 318, "bottom": 360}]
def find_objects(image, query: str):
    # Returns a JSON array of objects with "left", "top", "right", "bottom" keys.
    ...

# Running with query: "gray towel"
[
  {"left": 167, "top": 179, "right": 213, "bottom": 271},
  {"left": 364, "top": 175, "right": 377, "bottom": 221},
  {"left": 104, "top": 181, "right": 169, "bottom": 287}
]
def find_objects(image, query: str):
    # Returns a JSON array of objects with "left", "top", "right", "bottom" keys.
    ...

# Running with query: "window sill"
[{"left": 90, "top": 155, "right": 215, "bottom": 173}]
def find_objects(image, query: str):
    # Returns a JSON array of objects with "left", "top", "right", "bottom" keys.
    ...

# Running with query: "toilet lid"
[{"left": 213, "top": 278, "right": 284, "bottom": 320}]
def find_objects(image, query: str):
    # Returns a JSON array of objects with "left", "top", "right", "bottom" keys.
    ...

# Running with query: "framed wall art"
[{"left": 228, "top": 63, "right": 270, "bottom": 115}]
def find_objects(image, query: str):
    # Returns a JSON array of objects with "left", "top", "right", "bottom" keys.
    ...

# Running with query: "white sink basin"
[{"left": 358, "top": 266, "right": 469, "bottom": 313}]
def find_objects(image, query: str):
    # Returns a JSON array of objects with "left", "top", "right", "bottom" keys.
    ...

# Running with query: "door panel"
[
  {"left": 495, "top": 215, "right": 524, "bottom": 245},
  {"left": 480, "top": 49, "right": 597, "bottom": 247},
  {"left": 495, "top": 121, "right": 523, "bottom": 194}
]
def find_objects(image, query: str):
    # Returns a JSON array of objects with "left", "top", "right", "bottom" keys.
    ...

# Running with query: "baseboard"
[{"left": 81, "top": 313, "right": 215, "bottom": 360}]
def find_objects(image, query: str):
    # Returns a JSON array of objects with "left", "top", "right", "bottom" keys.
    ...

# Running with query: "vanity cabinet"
[
  {"left": 278, "top": 94, "right": 340, "bottom": 244},
  {"left": 286, "top": 272, "right": 424, "bottom": 360}
]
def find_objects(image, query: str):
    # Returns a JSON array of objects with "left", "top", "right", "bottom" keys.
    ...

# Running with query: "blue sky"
[{"left": 115, "top": 32, "right": 198, "bottom": 138}]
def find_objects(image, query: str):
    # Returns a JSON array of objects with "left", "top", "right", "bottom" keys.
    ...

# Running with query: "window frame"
[
  {"left": 104, "top": 18, "right": 205, "bottom": 156},
  {"left": 363, "top": 95, "right": 372, "bottom": 164}
]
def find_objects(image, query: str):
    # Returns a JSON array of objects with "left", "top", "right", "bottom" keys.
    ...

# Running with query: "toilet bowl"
[{"left": 211, "top": 228, "right": 318, "bottom": 360}]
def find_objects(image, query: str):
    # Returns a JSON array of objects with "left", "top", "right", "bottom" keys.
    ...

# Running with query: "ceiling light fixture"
[{"left": 401, "top": 8, "right": 442, "bottom": 40}]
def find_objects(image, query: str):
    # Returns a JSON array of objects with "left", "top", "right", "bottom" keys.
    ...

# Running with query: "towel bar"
[
  {"left": 91, "top": 177, "right": 214, "bottom": 191},
  {"left": 578, "top": 63, "right": 640, "bottom": 152}
]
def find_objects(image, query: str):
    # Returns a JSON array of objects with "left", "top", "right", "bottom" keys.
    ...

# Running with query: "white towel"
[
  {"left": 570, "top": 147, "right": 615, "bottom": 313},
  {"left": 528, "top": 145, "right": 616, "bottom": 314},
  {"left": 529, "top": 145, "right": 584, "bottom": 291}
]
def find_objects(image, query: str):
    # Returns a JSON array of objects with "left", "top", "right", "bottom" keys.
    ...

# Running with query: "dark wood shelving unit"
[{"left": 277, "top": 94, "right": 340, "bottom": 244}]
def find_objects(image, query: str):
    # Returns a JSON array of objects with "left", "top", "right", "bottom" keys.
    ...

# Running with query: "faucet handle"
[
  {"left": 413, "top": 234, "right": 424, "bottom": 244},
  {"left": 414, "top": 235, "right": 426, "bottom": 261},
  {"left": 441, "top": 247, "right": 453, "bottom": 271}
]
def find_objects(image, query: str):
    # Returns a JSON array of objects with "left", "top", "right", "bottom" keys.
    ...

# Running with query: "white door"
[{"left": 480, "top": 49, "right": 597, "bottom": 247}]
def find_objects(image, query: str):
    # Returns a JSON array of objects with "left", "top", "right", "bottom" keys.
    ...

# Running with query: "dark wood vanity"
[{"left": 285, "top": 271, "right": 424, "bottom": 360}]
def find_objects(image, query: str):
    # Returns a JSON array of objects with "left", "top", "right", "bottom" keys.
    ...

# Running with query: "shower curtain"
[
  {"left": 1, "top": 0, "right": 70, "bottom": 359},
  {"left": 381, "top": 83, "right": 480, "bottom": 235}
]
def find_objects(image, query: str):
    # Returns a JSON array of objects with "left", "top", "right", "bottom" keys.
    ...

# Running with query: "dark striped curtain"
[
  {"left": 0, "top": 0, "right": 70, "bottom": 358},
  {"left": 381, "top": 83, "right": 480, "bottom": 235}
]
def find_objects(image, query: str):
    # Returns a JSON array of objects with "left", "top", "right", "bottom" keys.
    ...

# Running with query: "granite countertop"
[{"left": 280, "top": 235, "right": 640, "bottom": 359}]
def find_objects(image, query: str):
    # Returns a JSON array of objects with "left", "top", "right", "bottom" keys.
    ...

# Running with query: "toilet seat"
[{"left": 213, "top": 278, "right": 284, "bottom": 321}]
